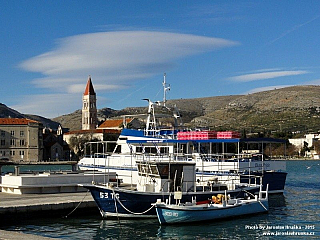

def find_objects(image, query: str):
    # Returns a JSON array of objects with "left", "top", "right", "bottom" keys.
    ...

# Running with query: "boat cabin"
[{"left": 135, "top": 159, "right": 196, "bottom": 193}]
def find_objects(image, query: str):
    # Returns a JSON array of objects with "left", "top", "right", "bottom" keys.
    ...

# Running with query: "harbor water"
[{"left": 1, "top": 160, "right": 319, "bottom": 239}]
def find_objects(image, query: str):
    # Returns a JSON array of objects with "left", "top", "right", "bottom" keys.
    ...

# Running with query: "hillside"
[
  {"left": 0, "top": 103, "right": 25, "bottom": 118},
  {"left": 52, "top": 85, "right": 320, "bottom": 134},
  {"left": 0, "top": 103, "right": 60, "bottom": 129},
  {"left": 190, "top": 85, "right": 320, "bottom": 134},
  {"left": 2, "top": 85, "right": 320, "bottom": 135}
]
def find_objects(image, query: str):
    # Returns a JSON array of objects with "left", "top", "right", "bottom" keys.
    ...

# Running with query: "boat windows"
[
  {"left": 137, "top": 163, "right": 160, "bottom": 177},
  {"left": 136, "top": 146, "right": 169, "bottom": 154}
]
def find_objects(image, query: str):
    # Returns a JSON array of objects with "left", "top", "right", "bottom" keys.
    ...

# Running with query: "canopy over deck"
[{"left": 126, "top": 138, "right": 286, "bottom": 145}]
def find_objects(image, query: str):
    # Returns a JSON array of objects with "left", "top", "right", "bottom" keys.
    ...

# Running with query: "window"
[
  {"left": 19, "top": 151, "right": 24, "bottom": 156},
  {"left": 1, "top": 131, "right": 5, "bottom": 137},
  {"left": 20, "top": 139, "right": 25, "bottom": 146},
  {"left": 10, "top": 151, "right": 15, "bottom": 156},
  {"left": 20, "top": 131, "right": 24, "bottom": 137},
  {"left": 10, "top": 131, "right": 15, "bottom": 136},
  {"left": 10, "top": 139, "right": 15, "bottom": 146},
  {"left": 1, "top": 139, "right": 5, "bottom": 146}
]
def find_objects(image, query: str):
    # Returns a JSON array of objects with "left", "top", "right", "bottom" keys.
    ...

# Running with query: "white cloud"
[
  {"left": 11, "top": 94, "right": 81, "bottom": 118},
  {"left": 229, "top": 70, "right": 308, "bottom": 82},
  {"left": 21, "top": 31, "right": 238, "bottom": 91},
  {"left": 304, "top": 79, "right": 320, "bottom": 86},
  {"left": 17, "top": 31, "right": 238, "bottom": 117},
  {"left": 246, "top": 79, "right": 320, "bottom": 95}
]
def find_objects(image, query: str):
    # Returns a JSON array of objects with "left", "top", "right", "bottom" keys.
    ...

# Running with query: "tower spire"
[{"left": 84, "top": 75, "right": 96, "bottom": 96}]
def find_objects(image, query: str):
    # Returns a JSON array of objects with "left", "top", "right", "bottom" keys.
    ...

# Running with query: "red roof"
[
  {"left": 0, "top": 118, "right": 39, "bottom": 125},
  {"left": 84, "top": 76, "right": 96, "bottom": 95},
  {"left": 98, "top": 118, "right": 133, "bottom": 129},
  {"left": 64, "top": 129, "right": 120, "bottom": 135}
]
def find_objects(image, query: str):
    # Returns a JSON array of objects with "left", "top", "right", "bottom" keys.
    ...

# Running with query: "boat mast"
[
  {"left": 144, "top": 99, "right": 157, "bottom": 136},
  {"left": 162, "top": 73, "right": 170, "bottom": 107}
]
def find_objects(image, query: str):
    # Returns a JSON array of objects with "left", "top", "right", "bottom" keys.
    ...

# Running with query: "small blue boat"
[{"left": 154, "top": 186, "right": 269, "bottom": 225}]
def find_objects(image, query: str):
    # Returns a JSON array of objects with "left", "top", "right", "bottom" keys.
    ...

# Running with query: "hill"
[
  {"left": 0, "top": 103, "right": 60, "bottom": 129},
  {"left": 190, "top": 85, "right": 320, "bottom": 134},
  {"left": 2, "top": 85, "right": 320, "bottom": 135},
  {"left": 53, "top": 85, "right": 320, "bottom": 135},
  {"left": 0, "top": 103, "right": 25, "bottom": 118}
]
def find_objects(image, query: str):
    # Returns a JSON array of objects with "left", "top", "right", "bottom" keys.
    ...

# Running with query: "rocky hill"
[
  {"left": 52, "top": 85, "right": 320, "bottom": 134},
  {"left": 195, "top": 85, "right": 320, "bottom": 134},
  {"left": 2, "top": 85, "right": 320, "bottom": 135}
]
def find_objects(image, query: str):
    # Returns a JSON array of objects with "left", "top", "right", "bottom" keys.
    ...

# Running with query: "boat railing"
[{"left": 133, "top": 152, "right": 193, "bottom": 163}]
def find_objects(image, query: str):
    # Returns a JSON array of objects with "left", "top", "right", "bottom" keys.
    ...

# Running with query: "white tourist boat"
[{"left": 78, "top": 75, "right": 287, "bottom": 193}]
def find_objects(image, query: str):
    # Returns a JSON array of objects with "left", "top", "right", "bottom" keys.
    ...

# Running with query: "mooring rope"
[
  {"left": 63, "top": 189, "right": 90, "bottom": 218},
  {"left": 112, "top": 189, "right": 121, "bottom": 225},
  {"left": 242, "top": 189, "right": 255, "bottom": 198},
  {"left": 258, "top": 200, "right": 268, "bottom": 211},
  {"left": 114, "top": 194, "right": 155, "bottom": 215}
]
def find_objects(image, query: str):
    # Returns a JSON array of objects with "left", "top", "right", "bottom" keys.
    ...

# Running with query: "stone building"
[
  {"left": 0, "top": 118, "right": 43, "bottom": 162},
  {"left": 43, "top": 125, "right": 70, "bottom": 161}
]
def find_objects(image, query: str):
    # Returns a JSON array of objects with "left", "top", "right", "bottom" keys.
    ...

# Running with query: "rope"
[
  {"left": 112, "top": 189, "right": 121, "bottom": 225},
  {"left": 258, "top": 200, "right": 268, "bottom": 211},
  {"left": 63, "top": 190, "right": 90, "bottom": 218},
  {"left": 242, "top": 189, "right": 255, "bottom": 198},
  {"left": 115, "top": 194, "right": 155, "bottom": 215}
]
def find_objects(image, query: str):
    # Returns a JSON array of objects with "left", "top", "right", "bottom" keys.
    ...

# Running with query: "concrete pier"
[
  {"left": 0, "top": 191, "right": 98, "bottom": 224},
  {"left": 1, "top": 171, "right": 117, "bottom": 194},
  {"left": 0, "top": 230, "right": 56, "bottom": 240}
]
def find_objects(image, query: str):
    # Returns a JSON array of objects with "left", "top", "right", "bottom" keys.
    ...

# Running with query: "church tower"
[{"left": 82, "top": 76, "right": 97, "bottom": 130}]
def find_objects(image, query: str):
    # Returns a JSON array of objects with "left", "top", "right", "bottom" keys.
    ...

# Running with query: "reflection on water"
[{"left": 1, "top": 161, "right": 320, "bottom": 239}]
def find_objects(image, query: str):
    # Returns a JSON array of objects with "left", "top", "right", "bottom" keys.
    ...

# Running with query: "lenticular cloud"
[{"left": 20, "top": 31, "right": 238, "bottom": 92}]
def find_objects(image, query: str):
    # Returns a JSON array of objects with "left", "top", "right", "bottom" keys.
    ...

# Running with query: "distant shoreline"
[{"left": 283, "top": 158, "right": 320, "bottom": 161}]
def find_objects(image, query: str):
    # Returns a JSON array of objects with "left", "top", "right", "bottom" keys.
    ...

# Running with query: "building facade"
[
  {"left": 289, "top": 133, "right": 320, "bottom": 149},
  {"left": 82, "top": 76, "right": 97, "bottom": 130},
  {"left": 43, "top": 125, "right": 70, "bottom": 161},
  {"left": 0, "top": 118, "right": 43, "bottom": 162}
]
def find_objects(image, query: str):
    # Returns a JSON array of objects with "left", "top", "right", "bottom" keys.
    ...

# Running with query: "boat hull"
[
  {"left": 240, "top": 171, "right": 287, "bottom": 193},
  {"left": 84, "top": 185, "right": 259, "bottom": 219},
  {"left": 155, "top": 199, "right": 269, "bottom": 224}
]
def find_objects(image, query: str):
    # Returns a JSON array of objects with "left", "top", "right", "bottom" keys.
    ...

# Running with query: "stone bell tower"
[{"left": 82, "top": 76, "right": 97, "bottom": 130}]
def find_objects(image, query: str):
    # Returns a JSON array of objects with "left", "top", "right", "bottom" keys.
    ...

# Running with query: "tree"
[
  {"left": 68, "top": 133, "right": 100, "bottom": 159},
  {"left": 300, "top": 141, "right": 310, "bottom": 157},
  {"left": 312, "top": 140, "right": 320, "bottom": 155}
]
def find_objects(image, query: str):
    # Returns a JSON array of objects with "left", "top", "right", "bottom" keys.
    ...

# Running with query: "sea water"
[{"left": 1, "top": 160, "right": 319, "bottom": 239}]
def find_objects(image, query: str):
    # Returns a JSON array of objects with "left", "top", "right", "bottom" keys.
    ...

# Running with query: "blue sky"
[{"left": 1, "top": 1, "right": 320, "bottom": 118}]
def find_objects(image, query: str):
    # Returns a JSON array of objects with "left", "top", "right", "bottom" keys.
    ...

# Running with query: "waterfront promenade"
[
  {"left": 0, "top": 191, "right": 97, "bottom": 223},
  {"left": 0, "top": 230, "right": 56, "bottom": 240}
]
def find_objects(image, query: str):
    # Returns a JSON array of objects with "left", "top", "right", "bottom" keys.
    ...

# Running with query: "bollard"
[{"left": 14, "top": 166, "right": 20, "bottom": 176}]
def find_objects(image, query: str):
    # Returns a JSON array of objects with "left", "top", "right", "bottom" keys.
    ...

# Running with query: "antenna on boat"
[
  {"left": 162, "top": 73, "right": 183, "bottom": 128},
  {"left": 162, "top": 73, "right": 170, "bottom": 107}
]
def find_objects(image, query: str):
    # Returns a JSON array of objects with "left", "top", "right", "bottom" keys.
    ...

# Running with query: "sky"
[{"left": 1, "top": 1, "right": 320, "bottom": 118}]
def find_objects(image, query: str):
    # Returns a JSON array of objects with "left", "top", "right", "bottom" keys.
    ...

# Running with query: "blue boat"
[
  {"left": 154, "top": 186, "right": 269, "bottom": 225},
  {"left": 82, "top": 159, "right": 260, "bottom": 218}
]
